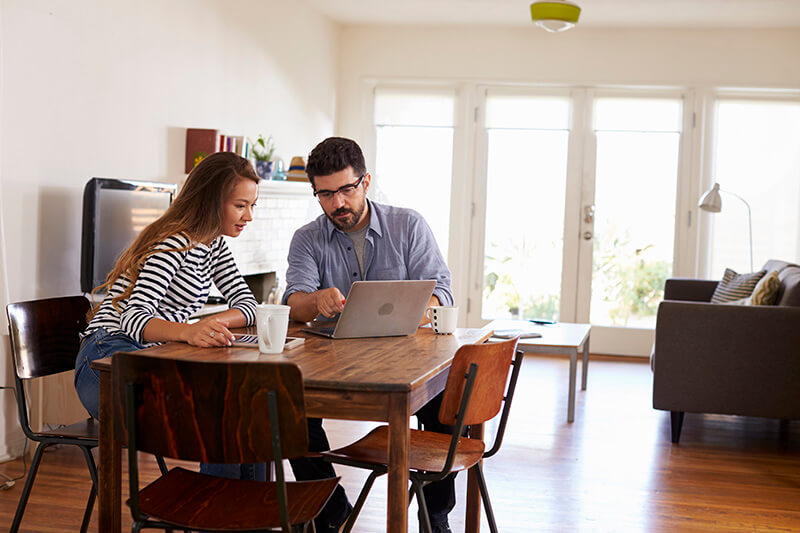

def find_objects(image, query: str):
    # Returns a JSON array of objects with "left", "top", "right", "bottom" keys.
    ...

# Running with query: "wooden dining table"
[{"left": 92, "top": 324, "right": 493, "bottom": 533}]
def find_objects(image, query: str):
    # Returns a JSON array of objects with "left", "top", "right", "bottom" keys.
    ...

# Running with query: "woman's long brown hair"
[{"left": 88, "top": 152, "right": 259, "bottom": 319}]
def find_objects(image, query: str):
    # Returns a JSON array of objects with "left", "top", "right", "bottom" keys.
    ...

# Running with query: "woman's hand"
[{"left": 181, "top": 316, "right": 235, "bottom": 347}]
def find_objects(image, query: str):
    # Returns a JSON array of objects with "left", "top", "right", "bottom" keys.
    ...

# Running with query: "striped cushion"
[
  {"left": 749, "top": 270, "right": 780, "bottom": 305},
  {"left": 710, "top": 268, "right": 767, "bottom": 304}
]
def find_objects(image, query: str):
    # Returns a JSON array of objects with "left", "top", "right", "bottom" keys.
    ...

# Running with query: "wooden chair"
[
  {"left": 5, "top": 296, "right": 99, "bottom": 533},
  {"left": 113, "top": 352, "right": 340, "bottom": 532},
  {"left": 323, "top": 337, "right": 522, "bottom": 533}
]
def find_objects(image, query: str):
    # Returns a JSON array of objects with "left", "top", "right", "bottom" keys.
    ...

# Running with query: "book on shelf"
[
  {"left": 229, "top": 136, "right": 250, "bottom": 157},
  {"left": 185, "top": 128, "right": 218, "bottom": 173},
  {"left": 186, "top": 129, "right": 251, "bottom": 173}
]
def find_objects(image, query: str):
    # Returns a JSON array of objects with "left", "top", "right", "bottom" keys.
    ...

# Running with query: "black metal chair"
[
  {"left": 6, "top": 296, "right": 98, "bottom": 533},
  {"left": 323, "top": 337, "right": 523, "bottom": 533}
]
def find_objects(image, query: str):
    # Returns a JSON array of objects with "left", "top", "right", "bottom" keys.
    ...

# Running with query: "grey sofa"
[{"left": 652, "top": 260, "right": 800, "bottom": 443}]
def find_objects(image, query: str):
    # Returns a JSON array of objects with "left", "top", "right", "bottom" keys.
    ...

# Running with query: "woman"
[{"left": 74, "top": 151, "right": 264, "bottom": 480}]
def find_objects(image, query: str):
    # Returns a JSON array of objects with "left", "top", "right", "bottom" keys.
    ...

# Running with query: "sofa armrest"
[
  {"left": 663, "top": 278, "right": 719, "bottom": 302},
  {"left": 653, "top": 301, "right": 800, "bottom": 419}
]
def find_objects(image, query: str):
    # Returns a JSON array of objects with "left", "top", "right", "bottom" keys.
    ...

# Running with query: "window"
[
  {"left": 481, "top": 92, "right": 570, "bottom": 320},
  {"left": 709, "top": 98, "right": 800, "bottom": 276},
  {"left": 373, "top": 88, "right": 455, "bottom": 259},
  {"left": 590, "top": 97, "right": 682, "bottom": 327}
]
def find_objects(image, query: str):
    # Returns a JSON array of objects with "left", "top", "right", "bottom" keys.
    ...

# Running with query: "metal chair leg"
[
  {"left": 80, "top": 445, "right": 99, "bottom": 487},
  {"left": 342, "top": 469, "right": 382, "bottom": 533},
  {"left": 155, "top": 454, "right": 168, "bottom": 475},
  {"left": 78, "top": 483, "right": 96, "bottom": 533},
  {"left": 9, "top": 442, "right": 49, "bottom": 533},
  {"left": 78, "top": 445, "right": 98, "bottom": 533},
  {"left": 412, "top": 479, "right": 433, "bottom": 533},
  {"left": 473, "top": 463, "right": 499, "bottom": 533}
]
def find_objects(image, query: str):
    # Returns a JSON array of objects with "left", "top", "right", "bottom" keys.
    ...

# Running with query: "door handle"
[
  {"left": 583, "top": 205, "right": 595, "bottom": 224},
  {"left": 583, "top": 231, "right": 593, "bottom": 241}
]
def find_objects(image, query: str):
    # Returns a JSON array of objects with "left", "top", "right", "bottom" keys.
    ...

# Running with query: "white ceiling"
[{"left": 305, "top": 0, "right": 800, "bottom": 29}]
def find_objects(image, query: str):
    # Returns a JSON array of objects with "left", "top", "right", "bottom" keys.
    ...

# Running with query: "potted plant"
[{"left": 251, "top": 134, "right": 275, "bottom": 180}]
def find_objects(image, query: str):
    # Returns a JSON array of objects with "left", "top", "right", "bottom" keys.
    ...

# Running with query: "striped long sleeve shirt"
[{"left": 84, "top": 234, "right": 257, "bottom": 345}]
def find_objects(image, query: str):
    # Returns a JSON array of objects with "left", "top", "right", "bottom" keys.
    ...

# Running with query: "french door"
[
  {"left": 366, "top": 84, "right": 693, "bottom": 356},
  {"left": 468, "top": 87, "right": 693, "bottom": 355}
]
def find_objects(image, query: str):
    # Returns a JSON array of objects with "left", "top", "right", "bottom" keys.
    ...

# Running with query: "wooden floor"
[{"left": 1, "top": 354, "right": 799, "bottom": 532}]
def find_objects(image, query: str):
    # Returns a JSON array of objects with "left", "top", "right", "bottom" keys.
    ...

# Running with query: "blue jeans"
[
  {"left": 74, "top": 327, "right": 145, "bottom": 420},
  {"left": 74, "top": 327, "right": 265, "bottom": 482}
]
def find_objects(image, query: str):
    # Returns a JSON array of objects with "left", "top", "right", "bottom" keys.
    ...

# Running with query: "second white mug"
[
  {"left": 256, "top": 304, "right": 290, "bottom": 354},
  {"left": 426, "top": 305, "right": 458, "bottom": 334}
]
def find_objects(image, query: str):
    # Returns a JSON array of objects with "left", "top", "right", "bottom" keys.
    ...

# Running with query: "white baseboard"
[{"left": 0, "top": 430, "right": 28, "bottom": 462}]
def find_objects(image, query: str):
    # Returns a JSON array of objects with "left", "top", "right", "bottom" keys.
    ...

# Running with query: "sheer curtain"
[
  {"left": 709, "top": 99, "right": 800, "bottom": 276},
  {"left": 372, "top": 87, "right": 456, "bottom": 260}
]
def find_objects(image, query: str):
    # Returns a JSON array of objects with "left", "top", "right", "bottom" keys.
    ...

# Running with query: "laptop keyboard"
[{"left": 301, "top": 325, "right": 337, "bottom": 338}]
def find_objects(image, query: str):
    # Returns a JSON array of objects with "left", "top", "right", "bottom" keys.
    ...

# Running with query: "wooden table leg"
[
  {"left": 98, "top": 367, "right": 121, "bottom": 533},
  {"left": 581, "top": 335, "right": 590, "bottom": 391},
  {"left": 465, "top": 423, "right": 484, "bottom": 533},
  {"left": 568, "top": 348, "right": 577, "bottom": 423},
  {"left": 387, "top": 393, "right": 410, "bottom": 533}
]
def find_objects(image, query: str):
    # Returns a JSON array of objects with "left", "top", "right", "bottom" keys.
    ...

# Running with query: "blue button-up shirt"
[{"left": 282, "top": 200, "right": 453, "bottom": 314}]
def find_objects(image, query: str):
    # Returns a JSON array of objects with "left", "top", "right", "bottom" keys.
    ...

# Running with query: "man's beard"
[{"left": 327, "top": 200, "right": 367, "bottom": 231}]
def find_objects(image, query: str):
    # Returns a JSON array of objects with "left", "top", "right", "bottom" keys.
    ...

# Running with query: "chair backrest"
[
  {"left": 6, "top": 296, "right": 91, "bottom": 380},
  {"left": 438, "top": 337, "right": 519, "bottom": 426},
  {"left": 112, "top": 352, "right": 308, "bottom": 464}
]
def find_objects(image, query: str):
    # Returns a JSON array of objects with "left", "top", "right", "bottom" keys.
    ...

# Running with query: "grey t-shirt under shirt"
[{"left": 345, "top": 225, "right": 369, "bottom": 278}]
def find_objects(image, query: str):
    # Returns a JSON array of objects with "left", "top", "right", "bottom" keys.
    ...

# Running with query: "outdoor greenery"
[
  {"left": 484, "top": 238, "right": 560, "bottom": 321},
  {"left": 484, "top": 229, "right": 669, "bottom": 325},
  {"left": 593, "top": 235, "right": 670, "bottom": 326}
]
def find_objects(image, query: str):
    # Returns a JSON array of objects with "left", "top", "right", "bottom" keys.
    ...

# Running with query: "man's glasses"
[{"left": 313, "top": 175, "right": 365, "bottom": 201}]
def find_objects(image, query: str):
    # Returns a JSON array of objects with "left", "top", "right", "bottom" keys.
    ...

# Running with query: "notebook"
[
  {"left": 492, "top": 330, "right": 542, "bottom": 339},
  {"left": 302, "top": 280, "right": 436, "bottom": 339}
]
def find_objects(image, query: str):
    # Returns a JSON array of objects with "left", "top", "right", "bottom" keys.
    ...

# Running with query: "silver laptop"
[{"left": 302, "top": 280, "right": 436, "bottom": 339}]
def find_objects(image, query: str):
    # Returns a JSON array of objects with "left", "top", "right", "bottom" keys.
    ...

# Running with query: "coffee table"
[{"left": 487, "top": 320, "right": 591, "bottom": 423}]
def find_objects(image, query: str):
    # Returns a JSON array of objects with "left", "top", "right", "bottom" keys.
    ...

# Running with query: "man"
[{"left": 282, "top": 137, "right": 455, "bottom": 533}]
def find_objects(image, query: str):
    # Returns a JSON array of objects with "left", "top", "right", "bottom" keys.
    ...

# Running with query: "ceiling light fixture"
[{"left": 530, "top": 1, "right": 581, "bottom": 32}]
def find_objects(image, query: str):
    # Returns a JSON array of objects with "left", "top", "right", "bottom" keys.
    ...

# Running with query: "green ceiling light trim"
[{"left": 530, "top": 1, "right": 581, "bottom": 32}]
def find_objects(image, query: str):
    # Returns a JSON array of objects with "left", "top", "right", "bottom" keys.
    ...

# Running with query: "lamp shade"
[
  {"left": 698, "top": 183, "right": 722, "bottom": 213},
  {"left": 530, "top": 1, "right": 581, "bottom": 32}
]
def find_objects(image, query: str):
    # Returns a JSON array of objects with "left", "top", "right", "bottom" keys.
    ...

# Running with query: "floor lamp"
[{"left": 698, "top": 182, "right": 754, "bottom": 272}]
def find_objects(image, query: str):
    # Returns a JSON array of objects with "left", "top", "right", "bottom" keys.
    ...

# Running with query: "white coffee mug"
[
  {"left": 256, "top": 304, "right": 290, "bottom": 354},
  {"left": 426, "top": 305, "right": 458, "bottom": 335}
]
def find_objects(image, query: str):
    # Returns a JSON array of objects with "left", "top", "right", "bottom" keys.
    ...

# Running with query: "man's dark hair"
[{"left": 306, "top": 137, "right": 367, "bottom": 186}]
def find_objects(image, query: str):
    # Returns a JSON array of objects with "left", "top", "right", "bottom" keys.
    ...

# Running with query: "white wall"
[
  {"left": 0, "top": 0, "right": 339, "bottom": 458},
  {"left": 337, "top": 27, "right": 800, "bottom": 109}
]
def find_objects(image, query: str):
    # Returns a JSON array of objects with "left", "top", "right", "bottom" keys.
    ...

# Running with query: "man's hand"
[
  {"left": 315, "top": 287, "right": 346, "bottom": 318},
  {"left": 286, "top": 287, "right": 347, "bottom": 322}
]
